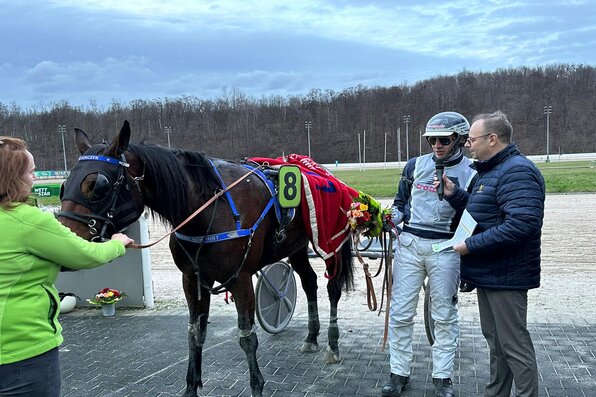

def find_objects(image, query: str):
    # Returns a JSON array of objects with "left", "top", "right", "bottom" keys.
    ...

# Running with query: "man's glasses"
[
  {"left": 427, "top": 136, "right": 455, "bottom": 146},
  {"left": 466, "top": 133, "right": 493, "bottom": 144}
]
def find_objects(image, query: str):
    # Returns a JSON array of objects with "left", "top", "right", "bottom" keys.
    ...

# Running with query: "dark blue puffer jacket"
[{"left": 460, "top": 144, "right": 545, "bottom": 290}]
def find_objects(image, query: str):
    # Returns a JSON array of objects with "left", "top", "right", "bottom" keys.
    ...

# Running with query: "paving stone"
[{"left": 59, "top": 312, "right": 596, "bottom": 396}]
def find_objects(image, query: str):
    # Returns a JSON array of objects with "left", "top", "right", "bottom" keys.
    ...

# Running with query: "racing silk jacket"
[
  {"left": 0, "top": 203, "right": 126, "bottom": 364},
  {"left": 392, "top": 149, "right": 476, "bottom": 239},
  {"left": 448, "top": 144, "right": 545, "bottom": 290}
]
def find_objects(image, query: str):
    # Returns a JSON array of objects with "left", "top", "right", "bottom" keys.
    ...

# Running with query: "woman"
[{"left": 0, "top": 137, "right": 133, "bottom": 396}]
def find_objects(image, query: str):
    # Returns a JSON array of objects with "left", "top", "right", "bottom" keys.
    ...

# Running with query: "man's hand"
[
  {"left": 434, "top": 173, "right": 457, "bottom": 197},
  {"left": 453, "top": 241, "right": 469, "bottom": 255}
]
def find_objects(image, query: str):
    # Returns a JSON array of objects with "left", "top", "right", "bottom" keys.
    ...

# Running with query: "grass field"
[
  {"left": 333, "top": 160, "right": 596, "bottom": 197},
  {"left": 33, "top": 160, "right": 595, "bottom": 206}
]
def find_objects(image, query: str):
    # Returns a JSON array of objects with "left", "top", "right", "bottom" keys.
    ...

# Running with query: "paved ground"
[{"left": 59, "top": 309, "right": 595, "bottom": 397}]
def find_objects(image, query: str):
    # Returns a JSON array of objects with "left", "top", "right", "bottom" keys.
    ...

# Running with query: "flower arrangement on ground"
[
  {"left": 87, "top": 288, "right": 126, "bottom": 305},
  {"left": 348, "top": 191, "right": 391, "bottom": 238}
]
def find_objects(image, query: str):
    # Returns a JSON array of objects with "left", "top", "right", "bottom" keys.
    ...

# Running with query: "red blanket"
[{"left": 249, "top": 154, "right": 358, "bottom": 262}]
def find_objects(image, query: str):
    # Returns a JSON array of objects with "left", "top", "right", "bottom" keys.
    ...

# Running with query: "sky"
[{"left": 1, "top": 0, "right": 595, "bottom": 110}]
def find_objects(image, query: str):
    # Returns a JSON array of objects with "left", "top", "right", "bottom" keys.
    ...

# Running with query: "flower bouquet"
[
  {"left": 86, "top": 288, "right": 126, "bottom": 306},
  {"left": 348, "top": 192, "right": 391, "bottom": 238}
]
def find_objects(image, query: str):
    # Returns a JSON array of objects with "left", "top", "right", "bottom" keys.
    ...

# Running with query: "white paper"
[{"left": 432, "top": 210, "right": 477, "bottom": 252}]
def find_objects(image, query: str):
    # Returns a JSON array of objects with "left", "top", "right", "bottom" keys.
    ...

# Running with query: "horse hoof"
[
  {"left": 323, "top": 347, "right": 341, "bottom": 364},
  {"left": 301, "top": 342, "right": 319, "bottom": 353}
]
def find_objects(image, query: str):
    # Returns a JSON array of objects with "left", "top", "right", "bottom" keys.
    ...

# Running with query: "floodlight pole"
[
  {"left": 59, "top": 124, "right": 67, "bottom": 171},
  {"left": 543, "top": 105, "right": 552, "bottom": 162},
  {"left": 164, "top": 126, "right": 172, "bottom": 149},
  {"left": 304, "top": 121, "right": 312, "bottom": 158},
  {"left": 403, "top": 115, "right": 411, "bottom": 160}
]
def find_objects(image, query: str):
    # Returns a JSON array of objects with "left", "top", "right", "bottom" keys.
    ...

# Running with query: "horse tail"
[{"left": 337, "top": 237, "right": 355, "bottom": 292}]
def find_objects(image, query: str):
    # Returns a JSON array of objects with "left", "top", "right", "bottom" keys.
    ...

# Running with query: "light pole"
[
  {"left": 384, "top": 132, "right": 388, "bottom": 169},
  {"left": 397, "top": 127, "right": 401, "bottom": 163},
  {"left": 403, "top": 115, "right": 411, "bottom": 160},
  {"left": 164, "top": 126, "right": 172, "bottom": 149},
  {"left": 543, "top": 106, "right": 552, "bottom": 163},
  {"left": 58, "top": 124, "right": 67, "bottom": 171},
  {"left": 304, "top": 121, "right": 312, "bottom": 158},
  {"left": 357, "top": 132, "right": 362, "bottom": 171}
]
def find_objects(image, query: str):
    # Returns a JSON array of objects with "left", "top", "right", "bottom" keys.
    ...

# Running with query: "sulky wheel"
[{"left": 255, "top": 260, "right": 297, "bottom": 334}]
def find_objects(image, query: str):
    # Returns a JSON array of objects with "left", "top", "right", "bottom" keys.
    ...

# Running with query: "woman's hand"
[{"left": 111, "top": 233, "right": 134, "bottom": 247}]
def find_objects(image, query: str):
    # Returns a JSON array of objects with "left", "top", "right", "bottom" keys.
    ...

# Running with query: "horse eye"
[{"left": 88, "top": 173, "right": 111, "bottom": 202}]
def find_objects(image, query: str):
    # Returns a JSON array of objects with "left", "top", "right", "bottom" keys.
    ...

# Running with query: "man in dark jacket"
[{"left": 443, "top": 111, "right": 545, "bottom": 397}]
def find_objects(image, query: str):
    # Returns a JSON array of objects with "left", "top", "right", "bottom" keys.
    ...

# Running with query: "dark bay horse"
[{"left": 58, "top": 121, "right": 354, "bottom": 397}]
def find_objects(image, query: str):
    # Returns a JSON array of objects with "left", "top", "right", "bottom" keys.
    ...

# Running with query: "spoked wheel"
[
  {"left": 255, "top": 260, "right": 297, "bottom": 334},
  {"left": 423, "top": 279, "right": 435, "bottom": 345}
]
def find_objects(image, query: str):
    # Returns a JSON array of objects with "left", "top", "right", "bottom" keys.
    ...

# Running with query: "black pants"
[
  {"left": 477, "top": 288, "right": 538, "bottom": 397},
  {"left": 0, "top": 347, "right": 61, "bottom": 397}
]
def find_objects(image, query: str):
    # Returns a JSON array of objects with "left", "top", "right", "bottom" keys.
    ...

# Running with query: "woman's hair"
[{"left": 0, "top": 136, "right": 30, "bottom": 209}]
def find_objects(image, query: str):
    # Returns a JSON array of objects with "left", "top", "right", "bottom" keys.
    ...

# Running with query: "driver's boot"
[{"left": 381, "top": 373, "right": 410, "bottom": 396}]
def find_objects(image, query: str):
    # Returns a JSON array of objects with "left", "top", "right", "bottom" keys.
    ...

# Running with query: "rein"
[{"left": 128, "top": 168, "right": 257, "bottom": 249}]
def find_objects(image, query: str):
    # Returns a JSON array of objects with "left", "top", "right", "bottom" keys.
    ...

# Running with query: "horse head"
[{"left": 58, "top": 121, "right": 145, "bottom": 241}]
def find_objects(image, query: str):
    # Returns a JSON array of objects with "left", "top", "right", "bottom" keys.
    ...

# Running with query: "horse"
[{"left": 58, "top": 121, "right": 355, "bottom": 397}]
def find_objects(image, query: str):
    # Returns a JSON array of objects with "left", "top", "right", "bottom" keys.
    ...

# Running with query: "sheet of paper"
[{"left": 432, "top": 209, "right": 477, "bottom": 252}]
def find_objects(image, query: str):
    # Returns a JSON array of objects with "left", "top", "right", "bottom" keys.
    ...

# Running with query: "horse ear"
[
  {"left": 109, "top": 120, "right": 131, "bottom": 155},
  {"left": 74, "top": 128, "right": 92, "bottom": 154}
]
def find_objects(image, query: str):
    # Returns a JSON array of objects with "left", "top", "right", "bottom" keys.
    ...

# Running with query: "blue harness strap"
[
  {"left": 175, "top": 160, "right": 286, "bottom": 244},
  {"left": 175, "top": 197, "right": 276, "bottom": 244},
  {"left": 209, "top": 159, "right": 241, "bottom": 229}
]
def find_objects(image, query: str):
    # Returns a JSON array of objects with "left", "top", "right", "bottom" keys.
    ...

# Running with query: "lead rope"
[
  {"left": 352, "top": 232, "right": 378, "bottom": 311},
  {"left": 381, "top": 231, "right": 395, "bottom": 352},
  {"left": 127, "top": 168, "right": 256, "bottom": 249}
]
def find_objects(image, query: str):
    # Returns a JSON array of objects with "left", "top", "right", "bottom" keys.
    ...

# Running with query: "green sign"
[
  {"left": 32, "top": 184, "right": 61, "bottom": 197},
  {"left": 278, "top": 166, "right": 301, "bottom": 208}
]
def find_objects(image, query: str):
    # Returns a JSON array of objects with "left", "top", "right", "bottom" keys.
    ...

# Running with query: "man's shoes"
[
  {"left": 433, "top": 378, "right": 455, "bottom": 397},
  {"left": 381, "top": 373, "right": 410, "bottom": 396}
]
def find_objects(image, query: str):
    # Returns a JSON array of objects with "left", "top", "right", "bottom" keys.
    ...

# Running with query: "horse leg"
[
  {"left": 289, "top": 248, "right": 320, "bottom": 353},
  {"left": 324, "top": 271, "right": 343, "bottom": 363},
  {"left": 181, "top": 272, "right": 211, "bottom": 397},
  {"left": 230, "top": 272, "right": 264, "bottom": 397}
]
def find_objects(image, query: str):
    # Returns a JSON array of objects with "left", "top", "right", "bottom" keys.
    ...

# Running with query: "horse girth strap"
[{"left": 128, "top": 168, "right": 257, "bottom": 249}]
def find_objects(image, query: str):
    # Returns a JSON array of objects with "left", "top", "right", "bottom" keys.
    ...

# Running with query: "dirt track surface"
[{"left": 147, "top": 193, "right": 596, "bottom": 325}]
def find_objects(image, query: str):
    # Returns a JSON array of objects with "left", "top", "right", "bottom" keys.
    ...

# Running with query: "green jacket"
[{"left": 0, "top": 203, "right": 126, "bottom": 364}]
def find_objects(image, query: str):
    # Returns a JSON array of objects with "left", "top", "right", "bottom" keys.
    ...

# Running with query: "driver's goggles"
[{"left": 427, "top": 136, "right": 455, "bottom": 146}]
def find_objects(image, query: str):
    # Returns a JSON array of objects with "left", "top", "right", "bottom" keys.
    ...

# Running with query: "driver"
[{"left": 381, "top": 111, "right": 476, "bottom": 397}]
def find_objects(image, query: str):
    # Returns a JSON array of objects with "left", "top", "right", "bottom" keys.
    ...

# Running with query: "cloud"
[{"left": 0, "top": 0, "right": 594, "bottom": 108}]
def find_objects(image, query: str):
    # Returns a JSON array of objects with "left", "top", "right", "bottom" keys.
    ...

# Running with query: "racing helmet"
[{"left": 423, "top": 111, "right": 470, "bottom": 137}]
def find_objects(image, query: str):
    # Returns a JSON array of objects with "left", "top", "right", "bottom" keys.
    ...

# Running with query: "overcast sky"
[{"left": 1, "top": 0, "right": 594, "bottom": 110}]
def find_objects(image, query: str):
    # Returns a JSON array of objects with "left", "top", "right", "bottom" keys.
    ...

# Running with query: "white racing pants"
[{"left": 388, "top": 232, "right": 460, "bottom": 379}]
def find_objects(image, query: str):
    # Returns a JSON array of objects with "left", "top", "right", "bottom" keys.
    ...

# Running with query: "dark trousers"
[
  {"left": 0, "top": 347, "right": 61, "bottom": 397},
  {"left": 477, "top": 288, "right": 538, "bottom": 397}
]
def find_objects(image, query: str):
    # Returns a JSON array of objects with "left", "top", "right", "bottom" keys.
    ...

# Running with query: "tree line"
[{"left": 1, "top": 63, "right": 594, "bottom": 170}]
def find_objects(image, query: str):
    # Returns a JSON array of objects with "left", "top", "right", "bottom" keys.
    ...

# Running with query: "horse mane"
[{"left": 127, "top": 143, "right": 220, "bottom": 226}]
